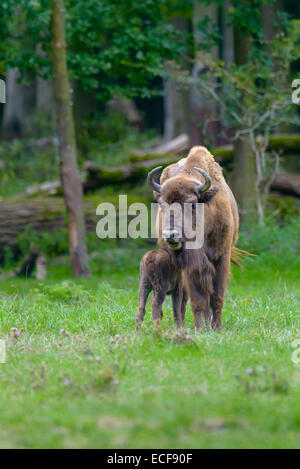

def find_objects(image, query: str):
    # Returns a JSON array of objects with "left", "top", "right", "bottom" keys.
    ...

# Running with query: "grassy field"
[{"left": 0, "top": 242, "right": 299, "bottom": 449}]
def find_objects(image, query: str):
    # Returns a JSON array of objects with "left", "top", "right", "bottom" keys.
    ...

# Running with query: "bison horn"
[
  {"left": 194, "top": 167, "right": 211, "bottom": 193},
  {"left": 147, "top": 166, "right": 162, "bottom": 192}
]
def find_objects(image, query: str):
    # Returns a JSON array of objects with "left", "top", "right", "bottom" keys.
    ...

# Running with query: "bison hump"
[{"left": 185, "top": 146, "right": 223, "bottom": 182}]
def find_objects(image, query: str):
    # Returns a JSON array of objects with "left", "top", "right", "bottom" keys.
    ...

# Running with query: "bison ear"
[{"left": 198, "top": 186, "right": 219, "bottom": 203}]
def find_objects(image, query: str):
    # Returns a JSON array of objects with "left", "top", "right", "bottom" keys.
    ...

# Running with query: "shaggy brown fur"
[
  {"left": 155, "top": 146, "right": 239, "bottom": 330},
  {"left": 136, "top": 249, "right": 188, "bottom": 330}
]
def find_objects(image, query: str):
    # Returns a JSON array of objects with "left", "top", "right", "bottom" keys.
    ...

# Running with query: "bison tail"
[{"left": 231, "top": 247, "right": 257, "bottom": 269}]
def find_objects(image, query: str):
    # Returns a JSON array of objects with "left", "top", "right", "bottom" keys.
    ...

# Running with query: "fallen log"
[
  {"left": 25, "top": 180, "right": 61, "bottom": 196},
  {"left": 15, "top": 133, "right": 300, "bottom": 196},
  {"left": 84, "top": 134, "right": 300, "bottom": 188},
  {"left": 18, "top": 150, "right": 230, "bottom": 196},
  {"left": 130, "top": 133, "right": 300, "bottom": 164},
  {"left": 215, "top": 134, "right": 300, "bottom": 159},
  {"left": 84, "top": 155, "right": 180, "bottom": 189},
  {"left": 0, "top": 196, "right": 98, "bottom": 253},
  {"left": 270, "top": 172, "right": 300, "bottom": 197},
  {"left": 0, "top": 172, "right": 299, "bottom": 256},
  {"left": 267, "top": 134, "right": 300, "bottom": 153},
  {"left": 130, "top": 133, "right": 190, "bottom": 161},
  {"left": 0, "top": 193, "right": 150, "bottom": 254}
]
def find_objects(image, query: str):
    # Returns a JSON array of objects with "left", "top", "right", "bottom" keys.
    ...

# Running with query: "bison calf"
[{"left": 136, "top": 249, "right": 187, "bottom": 330}]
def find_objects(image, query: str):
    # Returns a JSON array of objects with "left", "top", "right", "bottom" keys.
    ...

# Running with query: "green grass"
[{"left": 0, "top": 247, "right": 299, "bottom": 449}]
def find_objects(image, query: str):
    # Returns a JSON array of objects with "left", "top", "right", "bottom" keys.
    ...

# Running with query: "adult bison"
[{"left": 148, "top": 146, "right": 239, "bottom": 330}]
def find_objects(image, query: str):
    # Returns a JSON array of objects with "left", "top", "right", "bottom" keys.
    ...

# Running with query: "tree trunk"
[
  {"left": 222, "top": 0, "right": 234, "bottom": 65},
  {"left": 261, "top": 0, "right": 284, "bottom": 42},
  {"left": 190, "top": 2, "right": 219, "bottom": 146},
  {"left": 163, "top": 17, "right": 190, "bottom": 141},
  {"left": 231, "top": 20, "right": 256, "bottom": 218},
  {"left": 108, "top": 96, "right": 143, "bottom": 131},
  {"left": 231, "top": 136, "right": 256, "bottom": 217},
  {"left": 233, "top": 28, "right": 250, "bottom": 66},
  {"left": 1, "top": 69, "right": 36, "bottom": 137},
  {"left": 51, "top": 0, "right": 90, "bottom": 277},
  {"left": 36, "top": 77, "right": 55, "bottom": 115},
  {"left": 163, "top": 76, "right": 175, "bottom": 141},
  {"left": 220, "top": 1, "right": 235, "bottom": 145}
]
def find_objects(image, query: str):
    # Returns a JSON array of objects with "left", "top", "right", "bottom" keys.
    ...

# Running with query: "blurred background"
[{"left": 0, "top": 0, "right": 299, "bottom": 280}]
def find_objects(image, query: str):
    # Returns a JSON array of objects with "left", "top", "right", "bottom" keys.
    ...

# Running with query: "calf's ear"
[{"left": 198, "top": 186, "right": 219, "bottom": 203}]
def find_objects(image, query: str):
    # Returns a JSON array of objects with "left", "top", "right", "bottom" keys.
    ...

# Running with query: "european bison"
[
  {"left": 148, "top": 146, "right": 239, "bottom": 331},
  {"left": 136, "top": 249, "right": 188, "bottom": 330}
]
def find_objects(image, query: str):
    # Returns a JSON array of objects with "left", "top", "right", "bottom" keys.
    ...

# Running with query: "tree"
[
  {"left": 169, "top": 17, "right": 300, "bottom": 224},
  {"left": 226, "top": 0, "right": 290, "bottom": 217},
  {"left": 190, "top": 0, "right": 219, "bottom": 146},
  {"left": 51, "top": 0, "right": 89, "bottom": 277},
  {"left": 1, "top": 0, "right": 182, "bottom": 102},
  {"left": 1, "top": 0, "right": 182, "bottom": 274},
  {"left": 163, "top": 16, "right": 190, "bottom": 141},
  {"left": 231, "top": 0, "right": 256, "bottom": 217}
]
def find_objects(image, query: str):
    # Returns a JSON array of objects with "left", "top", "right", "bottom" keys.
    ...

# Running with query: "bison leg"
[
  {"left": 190, "top": 292, "right": 209, "bottom": 332},
  {"left": 152, "top": 289, "right": 166, "bottom": 327},
  {"left": 189, "top": 276, "right": 211, "bottom": 331},
  {"left": 181, "top": 288, "right": 188, "bottom": 326},
  {"left": 204, "top": 303, "right": 213, "bottom": 329},
  {"left": 211, "top": 255, "right": 230, "bottom": 330},
  {"left": 171, "top": 284, "right": 184, "bottom": 328},
  {"left": 136, "top": 274, "right": 152, "bottom": 331}
]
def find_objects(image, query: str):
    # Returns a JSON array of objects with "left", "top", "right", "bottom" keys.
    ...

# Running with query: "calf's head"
[{"left": 148, "top": 166, "right": 218, "bottom": 251}]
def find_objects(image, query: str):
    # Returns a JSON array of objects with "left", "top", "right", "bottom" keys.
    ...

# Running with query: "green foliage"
[
  {"left": 171, "top": 19, "right": 300, "bottom": 222},
  {"left": 0, "top": 2, "right": 14, "bottom": 72},
  {"left": 0, "top": 110, "right": 157, "bottom": 196},
  {"left": 0, "top": 138, "right": 58, "bottom": 197},
  {"left": 195, "top": 14, "right": 222, "bottom": 51},
  {"left": 76, "top": 110, "right": 157, "bottom": 166},
  {"left": 200, "top": 30, "right": 298, "bottom": 130},
  {"left": 0, "top": 225, "right": 69, "bottom": 268},
  {"left": 227, "top": 0, "right": 269, "bottom": 35},
  {"left": 1, "top": 245, "right": 14, "bottom": 266},
  {"left": 238, "top": 215, "right": 300, "bottom": 271},
  {"left": 16, "top": 226, "right": 69, "bottom": 258},
  {"left": 173, "top": 17, "right": 300, "bottom": 137},
  {"left": 194, "top": 0, "right": 290, "bottom": 46},
  {"left": 2, "top": 0, "right": 183, "bottom": 101},
  {"left": 42, "top": 281, "right": 89, "bottom": 302},
  {"left": 0, "top": 109, "right": 56, "bottom": 197},
  {"left": 268, "top": 196, "right": 300, "bottom": 221}
]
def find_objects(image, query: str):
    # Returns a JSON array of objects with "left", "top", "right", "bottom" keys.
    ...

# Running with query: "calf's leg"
[
  {"left": 136, "top": 273, "right": 152, "bottom": 331},
  {"left": 152, "top": 289, "right": 166, "bottom": 327},
  {"left": 171, "top": 284, "right": 183, "bottom": 328}
]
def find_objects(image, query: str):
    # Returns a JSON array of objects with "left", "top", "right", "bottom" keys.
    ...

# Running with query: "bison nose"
[{"left": 162, "top": 229, "right": 180, "bottom": 242}]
